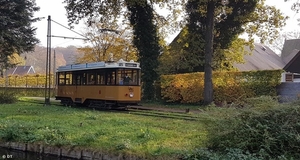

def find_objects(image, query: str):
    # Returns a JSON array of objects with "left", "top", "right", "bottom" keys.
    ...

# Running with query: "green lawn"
[{"left": 0, "top": 98, "right": 208, "bottom": 159}]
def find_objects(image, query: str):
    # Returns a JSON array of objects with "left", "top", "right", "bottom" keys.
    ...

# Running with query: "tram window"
[
  {"left": 87, "top": 72, "right": 95, "bottom": 85},
  {"left": 96, "top": 71, "right": 105, "bottom": 85},
  {"left": 82, "top": 73, "right": 87, "bottom": 85},
  {"left": 117, "top": 69, "right": 140, "bottom": 85},
  {"left": 106, "top": 70, "right": 116, "bottom": 85},
  {"left": 76, "top": 74, "right": 81, "bottom": 85},
  {"left": 117, "top": 70, "right": 124, "bottom": 85},
  {"left": 72, "top": 73, "right": 77, "bottom": 85},
  {"left": 73, "top": 72, "right": 84, "bottom": 85},
  {"left": 58, "top": 72, "right": 65, "bottom": 85},
  {"left": 65, "top": 72, "right": 72, "bottom": 85},
  {"left": 132, "top": 70, "right": 138, "bottom": 85}
]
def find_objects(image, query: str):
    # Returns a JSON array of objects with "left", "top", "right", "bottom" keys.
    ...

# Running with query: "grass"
[{"left": 0, "top": 98, "right": 208, "bottom": 159}]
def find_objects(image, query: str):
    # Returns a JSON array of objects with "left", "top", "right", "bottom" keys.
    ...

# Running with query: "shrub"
[
  {"left": 0, "top": 88, "right": 54, "bottom": 97},
  {"left": 0, "top": 120, "right": 69, "bottom": 146},
  {"left": 0, "top": 74, "right": 53, "bottom": 87},
  {"left": 182, "top": 148, "right": 264, "bottom": 160},
  {"left": 160, "top": 70, "right": 283, "bottom": 104},
  {"left": 206, "top": 105, "right": 300, "bottom": 159},
  {"left": 0, "top": 91, "right": 18, "bottom": 104},
  {"left": 0, "top": 121, "right": 37, "bottom": 142},
  {"left": 243, "top": 96, "right": 279, "bottom": 110}
]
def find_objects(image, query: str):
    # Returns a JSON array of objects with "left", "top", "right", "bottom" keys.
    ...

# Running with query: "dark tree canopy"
[
  {"left": 0, "top": 0, "right": 40, "bottom": 70},
  {"left": 127, "top": 1, "right": 161, "bottom": 100},
  {"left": 162, "top": 0, "right": 286, "bottom": 74},
  {"left": 64, "top": 0, "right": 123, "bottom": 27},
  {"left": 184, "top": 0, "right": 258, "bottom": 72}
]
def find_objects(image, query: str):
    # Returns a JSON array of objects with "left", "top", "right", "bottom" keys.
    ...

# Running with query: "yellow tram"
[{"left": 55, "top": 59, "right": 141, "bottom": 108}]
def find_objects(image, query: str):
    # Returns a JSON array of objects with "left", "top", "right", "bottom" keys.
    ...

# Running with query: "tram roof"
[{"left": 57, "top": 59, "right": 140, "bottom": 72}]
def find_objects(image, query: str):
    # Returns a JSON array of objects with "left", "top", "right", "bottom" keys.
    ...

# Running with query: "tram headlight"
[{"left": 129, "top": 93, "right": 134, "bottom": 98}]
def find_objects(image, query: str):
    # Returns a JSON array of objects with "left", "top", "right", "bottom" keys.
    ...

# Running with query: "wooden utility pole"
[{"left": 44, "top": 15, "right": 51, "bottom": 106}]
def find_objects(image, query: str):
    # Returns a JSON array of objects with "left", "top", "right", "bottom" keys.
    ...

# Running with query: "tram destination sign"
[{"left": 125, "top": 63, "right": 138, "bottom": 67}]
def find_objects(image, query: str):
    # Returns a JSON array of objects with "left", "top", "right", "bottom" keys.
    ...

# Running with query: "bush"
[
  {"left": 206, "top": 105, "right": 300, "bottom": 159},
  {"left": 0, "top": 120, "right": 69, "bottom": 146},
  {"left": 182, "top": 148, "right": 264, "bottom": 160},
  {"left": 243, "top": 96, "right": 279, "bottom": 110},
  {"left": 0, "top": 87, "right": 54, "bottom": 97},
  {"left": 0, "top": 91, "right": 18, "bottom": 104},
  {"left": 0, "top": 121, "right": 37, "bottom": 142},
  {"left": 160, "top": 70, "right": 283, "bottom": 104},
  {"left": 0, "top": 74, "right": 53, "bottom": 87}
]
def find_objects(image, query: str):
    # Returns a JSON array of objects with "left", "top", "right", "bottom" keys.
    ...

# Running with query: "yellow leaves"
[
  {"left": 0, "top": 74, "right": 52, "bottom": 87},
  {"left": 182, "top": 42, "right": 188, "bottom": 48},
  {"left": 77, "top": 21, "right": 138, "bottom": 63},
  {"left": 76, "top": 42, "right": 138, "bottom": 63},
  {"left": 160, "top": 70, "right": 283, "bottom": 104},
  {"left": 8, "top": 53, "right": 25, "bottom": 66}
]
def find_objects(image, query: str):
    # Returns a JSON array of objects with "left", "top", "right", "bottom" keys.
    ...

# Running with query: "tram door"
[{"left": 73, "top": 71, "right": 86, "bottom": 103}]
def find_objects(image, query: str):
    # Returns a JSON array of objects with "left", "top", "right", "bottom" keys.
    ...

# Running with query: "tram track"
[
  {"left": 125, "top": 108, "right": 200, "bottom": 121},
  {"left": 20, "top": 98, "right": 201, "bottom": 121},
  {"left": 89, "top": 106, "right": 201, "bottom": 121}
]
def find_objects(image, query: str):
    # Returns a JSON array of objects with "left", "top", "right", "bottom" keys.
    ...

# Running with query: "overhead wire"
[{"left": 51, "top": 19, "right": 89, "bottom": 40}]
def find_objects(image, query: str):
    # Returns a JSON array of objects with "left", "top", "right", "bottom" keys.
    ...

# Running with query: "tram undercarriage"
[{"left": 56, "top": 97, "right": 138, "bottom": 109}]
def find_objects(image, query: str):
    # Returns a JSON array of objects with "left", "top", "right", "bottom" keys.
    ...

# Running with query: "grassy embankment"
[{"left": 0, "top": 97, "right": 208, "bottom": 159}]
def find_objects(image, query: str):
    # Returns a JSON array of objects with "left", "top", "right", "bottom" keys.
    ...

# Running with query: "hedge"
[
  {"left": 160, "top": 70, "right": 283, "bottom": 103},
  {"left": 0, "top": 74, "right": 54, "bottom": 88}
]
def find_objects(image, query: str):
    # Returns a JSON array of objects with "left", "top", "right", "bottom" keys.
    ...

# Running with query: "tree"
[
  {"left": 126, "top": 1, "right": 161, "bottom": 101},
  {"left": 161, "top": 0, "right": 286, "bottom": 104},
  {"left": 202, "top": 0, "right": 288, "bottom": 104},
  {"left": 160, "top": 0, "right": 286, "bottom": 74},
  {"left": 0, "top": 0, "right": 40, "bottom": 75},
  {"left": 8, "top": 53, "right": 26, "bottom": 66},
  {"left": 202, "top": 0, "right": 215, "bottom": 104},
  {"left": 290, "top": 0, "right": 300, "bottom": 12},
  {"left": 75, "top": 21, "right": 138, "bottom": 63}
]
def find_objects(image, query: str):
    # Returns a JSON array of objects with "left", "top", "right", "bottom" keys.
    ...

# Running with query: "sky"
[
  {"left": 33, "top": 0, "right": 86, "bottom": 48},
  {"left": 33, "top": 0, "right": 300, "bottom": 48}
]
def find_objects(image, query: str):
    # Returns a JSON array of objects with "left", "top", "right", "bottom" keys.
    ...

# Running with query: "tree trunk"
[{"left": 203, "top": 0, "right": 215, "bottom": 105}]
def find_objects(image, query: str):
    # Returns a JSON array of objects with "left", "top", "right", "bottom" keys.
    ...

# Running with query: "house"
[
  {"left": 280, "top": 39, "right": 300, "bottom": 82},
  {"left": 233, "top": 43, "right": 286, "bottom": 71},
  {"left": 233, "top": 40, "right": 300, "bottom": 102},
  {"left": 168, "top": 30, "right": 299, "bottom": 81},
  {"left": 168, "top": 32, "right": 299, "bottom": 101},
  {"left": 281, "top": 39, "right": 300, "bottom": 59},
  {"left": 6, "top": 66, "right": 36, "bottom": 76},
  {"left": 233, "top": 42, "right": 300, "bottom": 83}
]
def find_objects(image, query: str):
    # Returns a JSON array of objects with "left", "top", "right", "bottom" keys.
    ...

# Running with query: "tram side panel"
[
  {"left": 104, "top": 86, "right": 141, "bottom": 102},
  {"left": 56, "top": 86, "right": 77, "bottom": 102},
  {"left": 75, "top": 85, "right": 141, "bottom": 103},
  {"left": 56, "top": 85, "right": 107, "bottom": 103},
  {"left": 57, "top": 85, "right": 141, "bottom": 104}
]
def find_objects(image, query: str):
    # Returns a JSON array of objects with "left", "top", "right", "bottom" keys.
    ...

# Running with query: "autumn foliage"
[
  {"left": 0, "top": 74, "right": 54, "bottom": 87},
  {"left": 160, "top": 70, "right": 283, "bottom": 103}
]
